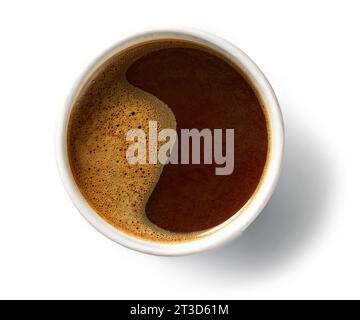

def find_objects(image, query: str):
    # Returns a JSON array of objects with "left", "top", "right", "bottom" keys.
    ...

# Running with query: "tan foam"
[{"left": 68, "top": 42, "right": 198, "bottom": 241}]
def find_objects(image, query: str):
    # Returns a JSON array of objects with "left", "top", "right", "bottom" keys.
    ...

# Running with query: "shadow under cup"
[{"left": 56, "top": 29, "right": 284, "bottom": 256}]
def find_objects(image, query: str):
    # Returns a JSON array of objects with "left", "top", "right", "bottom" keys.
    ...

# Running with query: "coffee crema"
[{"left": 67, "top": 40, "right": 269, "bottom": 242}]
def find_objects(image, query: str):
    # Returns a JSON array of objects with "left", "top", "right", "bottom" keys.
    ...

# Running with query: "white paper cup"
[{"left": 56, "top": 28, "right": 284, "bottom": 256}]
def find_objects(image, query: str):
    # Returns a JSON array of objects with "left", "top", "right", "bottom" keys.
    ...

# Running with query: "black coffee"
[{"left": 68, "top": 40, "right": 269, "bottom": 241}]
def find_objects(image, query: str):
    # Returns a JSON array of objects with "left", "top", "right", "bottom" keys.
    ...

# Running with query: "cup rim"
[{"left": 55, "top": 27, "right": 284, "bottom": 256}]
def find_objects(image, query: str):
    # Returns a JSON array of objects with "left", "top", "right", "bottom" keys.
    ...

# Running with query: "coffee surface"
[{"left": 68, "top": 40, "right": 269, "bottom": 241}]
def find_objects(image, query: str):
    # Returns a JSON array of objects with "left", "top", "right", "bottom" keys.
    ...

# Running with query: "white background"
[{"left": 0, "top": 0, "right": 359, "bottom": 300}]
